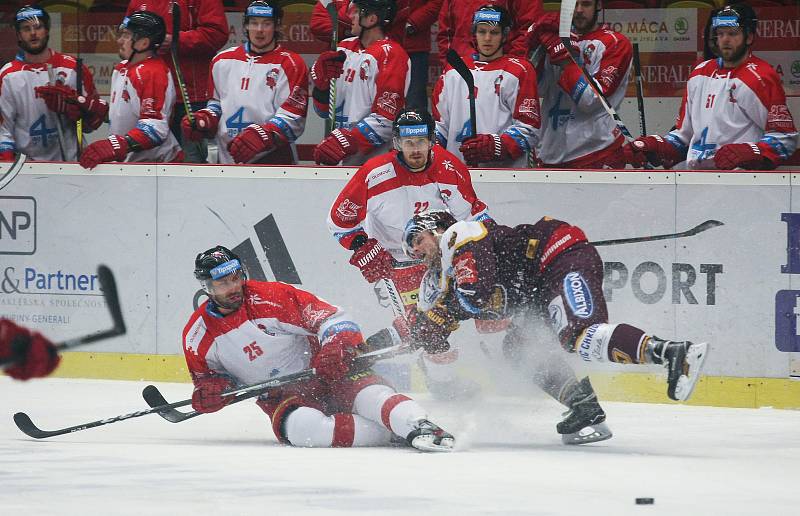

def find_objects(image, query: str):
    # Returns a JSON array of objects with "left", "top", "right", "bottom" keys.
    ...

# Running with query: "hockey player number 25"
[{"left": 243, "top": 342, "right": 264, "bottom": 361}]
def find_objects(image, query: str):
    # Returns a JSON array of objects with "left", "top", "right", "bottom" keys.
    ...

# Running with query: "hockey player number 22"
[{"left": 414, "top": 201, "right": 430, "bottom": 214}]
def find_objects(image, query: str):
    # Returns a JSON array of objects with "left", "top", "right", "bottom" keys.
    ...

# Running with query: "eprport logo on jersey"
[{"left": 0, "top": 196, "right": 36, "bottom": 255}]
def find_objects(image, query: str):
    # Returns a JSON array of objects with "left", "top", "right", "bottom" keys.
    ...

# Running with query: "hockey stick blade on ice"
[
  {"left": 0, "top": 265, "right": 126, "bottom": 368},
  {"left": 171, "top": 2, "right": 194, "bottom": 126},
  {"left": 591, "top": 220, "right": 723, "bottom": 247},
  {"left": 446, "top": 49, "right": 477, "bottom": 138}
]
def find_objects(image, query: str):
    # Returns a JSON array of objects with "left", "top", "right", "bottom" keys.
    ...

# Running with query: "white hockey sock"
[
  {"left": 575, "top": 323, "right": 617, "bottom": 362},
  {"left": 353, "top": 384, "right": 427, "bottom": 439},
  {"left": 284, "top": 406, "right": 392, "bottom": 448}
]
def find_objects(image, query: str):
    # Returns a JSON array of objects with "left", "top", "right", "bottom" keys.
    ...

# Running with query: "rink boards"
[{"left": 1, "top": 162, "right": 799, "bottom": 408}]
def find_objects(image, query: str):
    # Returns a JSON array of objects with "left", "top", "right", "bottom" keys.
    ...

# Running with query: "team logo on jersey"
[
  {"left": 121, "top": 89, "right": 131, "bottom": 103},
  {"left": 287, "top": 85, "right": 307, "bottom": 111},
  {"left": 439, "top": 188, "right": 452, "bottom": 200},
  {"left": 494, "top": 75, "right": 503, "bottom": 96},
  {"left": 767, "top": 104, "right": 796, "bottom": 132},
  {"left": 582, "top": 44, "right": 596, "bottom": 67},
  {"left": 266, "top": 68, "right": 279, "bottom": 89},
  {"left": 302, "top": 305, "right": 335, "bottom": 327},
  {"left": 519, "top": 98, "right": 541, "bottom": 124},
  {"left": 256, "top": 323, "right": 276, "bottom": 336},
  {"left": 248, "top": 293, "right": 282, "bottom": 308},
  {"left": 453, "top": 252, "right": 477, "bottom": 284},
  {"left": 598, "top": 65, "right": 618, "bottom": 90},
  {"left": 336, "top": 198, "right": 362, "bottom": 221},
  {"left": 141, "top": 97, "right": 156, "bottom": 117},
  {"left": 359, "top": 61, "right": 371, "bottom": 81},
  {"left": 442, "top": 160, "right": 455, "bottom": 172},
  {"left": 376, "top": 91, "right": 400, "bottom": 117},
  {"left": 563, "top": 271, "right": 593, "bottom": 319},
  {"left": 548, "top": 296, "right": 568, "bottom": 334}
]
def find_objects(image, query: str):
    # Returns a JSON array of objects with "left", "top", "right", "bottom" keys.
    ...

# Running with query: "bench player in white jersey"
[
  {"left": 528, "top": 0, "right": 632, "bottom": 168},
  {"left": 181, "top": 1, "right": 309, "bottom": 165},
  {"left": 311, "top": 0, "right": 410, "bottom": 166},
  {"left": 0, "top": 6, "right": 107, "bottom": 162},
  {"left": 432, "top": 5, "right": 540, "bottom": 168},
  {"left": 624, "top": 3, "right": 798, "bottom": 170},
  {"left": 80, "top": 11, "right": 181, "bottom": 169},
  {"left": 326, "top": 108, "right": 490, "bottom": 399},
  {"left": 183, "top": 246, "right": 454, "bottom": 452}
]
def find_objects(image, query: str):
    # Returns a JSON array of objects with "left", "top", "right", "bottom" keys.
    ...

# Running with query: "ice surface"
[{"left": 1, "top": 377, "right": 798, "bottom": 515}]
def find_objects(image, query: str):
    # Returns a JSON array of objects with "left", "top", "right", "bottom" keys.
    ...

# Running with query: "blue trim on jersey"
[
  {"left": 268, "top": 116, "right": 296, "bottom": 142},
  {"left": 333, "top": 226, "right": 365, "bottom": 242},
  {"left": 435, "top": 130, "right": 447, "bottom": 148},
  {"left": 206, "top": 102, "right": 222, "bottom": 117},
  {"left": 312, "top": 101, "right": 330, "bottom": 120},
  {"left": 503, "top": 127, "right": 530, "bottom": 152},
  {"left": 455, "top": 289, "right": 482, "bottom": 316},
  {"left": 473, "top": 213, "right": 492, "bottom": 222},
  {"left": 570, "top": 77, "right": 588, "bottom": 104},
  {"left": 665, "top": 133, "right": 689, "bottom": 154},
  {"left": 760, "top": 136, "right": 790, "bottom": 159},
  {"left": 135, "top": 121, "right": 163, "bottom": 145},
  {"left": 0, "top": 141, "right": 16, "bottom": 152},
  {"left": 205, "top": 299, "right": 225, "bottom": 318},
  {"left": 356, "top": 120, "right": 384, "bottom": 147},
  {"left": 321, "top": 321, "right": 361, "bottom": 341}
]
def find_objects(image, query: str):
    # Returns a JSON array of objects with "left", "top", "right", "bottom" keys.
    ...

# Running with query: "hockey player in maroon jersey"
[
  {"left": 181, "top": 1, "right": 309, "bottom": 165},
  {"left": 80, "top": 11, "right": 181, "bottom": 169},
  {"left": 433, "top": 5, "right": 540, "bottom": 167},
  {"left": 327, "top": 108, "right": 490, "bottom": 400},
  {"left": 527, "top": 0, "right": 633, "bottom": 168},
  {"left": 0, "top": 319, "right": 61, "bottom": 381},
  {"left": 312, "top": 0, "right": 410, "bottom": 166},
  {"left": 182, "top": 246, "right": 454, "bottom": 452},
  {"left": 624, "top": 3, "right": 798, "bottom": 170},
  {"left": 402, "top": 211, "right": 710, "bottom": 424},
  {"left": 0, "top": 5, "right": 107, "bottom": 162}
]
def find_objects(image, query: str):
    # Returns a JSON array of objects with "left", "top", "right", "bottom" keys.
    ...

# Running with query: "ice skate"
[
  {"left": 650, "top": 337, "right": 709, "bottom": 401},
  {"left": 406, "top": 419, "right": 455, "bottom": 452},
  {"left": 557, "top": 377, "right": 613, "bottom": 445}
]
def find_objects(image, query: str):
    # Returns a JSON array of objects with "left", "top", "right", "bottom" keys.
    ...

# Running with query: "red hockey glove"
[
  {"left": 79, "top": 135, "right": 129, "bottom": 170},
  {"left": 227, "top": 123, "right": 282, "bottom": 164},
  {"left": 622, "top": 142, "right": 647, "bottom": 168},
  {"left": 0, "top": 151, "right": 13, "bottom": 161},
  {"left": 311, "top": 333, "right": 359, "bottom": 382},
  {"left": 526, "top": 12, "right": 560, "bottom": 48},
  {"left": 35, "top": 84, "right": 82, "bottom": 121},
  {"left": 78, "top": 95, "right": 109, "bottom": 130},
  {"left": 410, "top": 304, "right": 458, "bottom": 354},
  {"left": 459, "top": 134, "right": 510, "bottom": 165},
  {"left": 314, "top": 128, "right": 359, "bottom": 165},
  {"left": 310, "top": 50, "right": 346, "bottom": 91},
  {"left": 191, "top": 376, "right": 234, "bottom": 413},
  {"left": 182, "top": 109, "right": 218, "bottom": 142},
  {"left": 541, "top": 32, "right": 571, "bottom": 66},
  {"left": 714, "top": 143, "right": 772, "bottom": 170},
  {"left": 629, "top": 135, "right": 683, "bottom": 168},
  {"left": 349, "top": 238, "right": 394, "bottom": 283},
  {"left": 0, "top": 319, "right": 61, "bottom": 380}
]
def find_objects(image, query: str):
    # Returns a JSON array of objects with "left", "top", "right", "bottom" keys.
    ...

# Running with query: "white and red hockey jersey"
[
  {"left": 206, "top": 43, "right": 308, "bottom": 164},
  {"left": 536, "top": 28, "right": 632, "bottom": 166},
  {"left": 0, "top": 50, "right": 98, "bottom": 161},
  {"left": 183, "top": 280, "right": 363, "bottom": 386},
  {"left": 665, "top": 55, "right": 798, "bottom": 169},
  {"left": 432, "top": 53, "right": 540, "bottom": 168},
  {"left": 314, "top": 36, "right": 410, "bottom": 165},
  {"left": 108, "top": 55, "right": 181, "bottom": 163},
  {"left": 327, "top": 145, "right": 490, "bottom": 260}
]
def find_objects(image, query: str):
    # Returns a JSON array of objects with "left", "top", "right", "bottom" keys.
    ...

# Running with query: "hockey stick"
[
  {"left": 75, "top": 4, "right": 83, "bottom": 156},
  {"left": 590, "top": 219, "right": 723, "bottom": 247},
  {"left": 46, "top": 65, "right": 68, "bottom": 161},
  {"left": 632, "top": 42, "right": 646, "bottom": 136},
  {"left": 323, "top": 0, "right": 339, "bottom": 135},
  {"left": 171, "top": 1, "right": 194, "bottom": 127},
  {"left": 144, "top": 327, "right": 407, "bottom": 423},
  {"left": 0, "top": 264, "right": 126, "bottom": 368},
  {"left": 446, "top": 49, "right": 477, "bottom": 139},
  {"left": 0, "top": 152, "right": 27, "bottom": 191}
]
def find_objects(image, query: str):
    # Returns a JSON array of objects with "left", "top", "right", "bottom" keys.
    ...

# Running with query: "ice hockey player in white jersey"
[
  {"left": 326, "top": 108, "right": 490, "bottom": 399},
  {"left": 624, "top": 3, "right": 798, "bottom": 170},
  {"left": 80, "top": 11, "right": 181, "bottom": 169},
  {"left": 432, "top": 5, "right": 540, "bottom": 168},
  {"left": 181, "top": 1, "right": 308, "bottom": 165},
  {"left": 528, "top": 0, "right": 632, "bottom": 168},
  {"left": 183, "top": 246, "right": 454, "bottom": 452},
  {"left": 0, "top": 6, "right": 107, "bottom": 162},
  {"left": 312, "top": 0, "right": 410, "bottom": 166}
]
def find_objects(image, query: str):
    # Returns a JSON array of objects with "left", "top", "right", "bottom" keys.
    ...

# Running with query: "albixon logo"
[{"left": 564, "top": 271, "right": 593, "bottom": 319}]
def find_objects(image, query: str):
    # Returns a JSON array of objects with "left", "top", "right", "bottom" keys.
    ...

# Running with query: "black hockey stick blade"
[
  {"left": 142, "top": 385, "right": 199, "bottom": 423},
  {"left": 446, "top": 49, "right": 477, "bottom": 137},
  {"left": 592, "top": 220, "right": 724, "bottom": 247}
]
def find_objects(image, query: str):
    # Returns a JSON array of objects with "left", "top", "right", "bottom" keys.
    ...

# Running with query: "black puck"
[{"left": 635, "top": 498, "right": 654, "bottom": 505}]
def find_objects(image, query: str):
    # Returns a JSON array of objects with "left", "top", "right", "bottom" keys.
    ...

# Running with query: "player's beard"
[
  {"left": 19, "top": 33, "right": 49, "bottom": 55},
  {"left": 213, "top": 288, "right": 244, "bottom": 313},
  {"left": 573, "top": 9, "right": 599, "bottom": 35},
  {"left": 719, "top": 39, "right": 749, "bottom": 65}
]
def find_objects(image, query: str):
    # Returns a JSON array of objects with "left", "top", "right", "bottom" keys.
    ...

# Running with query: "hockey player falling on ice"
[
  {"left": 182, "top": 246, "right": 454, "bottom": 452},
  {"left": 312, "top": 0, "right": 410, "bottom": 166},
  {"left": 80, "top": 11, "right": 182, "bottom": 169},
  {"left": 0, "top": 319, "right": 61, "bottom": 381},
  {"left": 433, "top": 5, "right": 540, "bottom": 168},
  {"left": 402, "top": 211, "right": 709, "bottom": 428},
  {"left": 527, "top": 0, "right": 633, "bottom": 168},
  {"left": 327, "top": 107, "right": 491, "bottom": 400},
  {"left": 182, "top": 1, "right": 309, "bottom": 165},
  {"left": 0, "top": 5, "right": 107, "bottom": 162},
  {"left": 624, "top": 3, "right": 798, "bottom": 170}
]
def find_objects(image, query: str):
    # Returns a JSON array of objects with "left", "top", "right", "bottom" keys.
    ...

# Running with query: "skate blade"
[
  {"left": 561, "top": 422, "right": 613, "bottom": 445},
  {"left": 673, "top": 342, "right": 709, "bottom": 401},
  {"left": 411, "top": 434, "right": 455, "bottom": 453}
]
